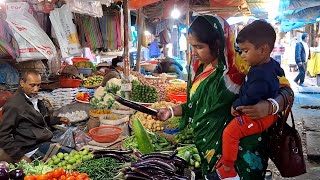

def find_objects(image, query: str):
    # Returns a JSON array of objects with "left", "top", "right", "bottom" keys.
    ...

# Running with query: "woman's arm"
[
  {"left": 157, "top": 105, "right": 183, "bottom": 121},
  {"left": 236, "top": 87, "right": 293, "bottom": 120}
]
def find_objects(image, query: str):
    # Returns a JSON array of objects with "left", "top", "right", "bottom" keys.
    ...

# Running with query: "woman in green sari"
[{"left": 157, "top": 15, "right": 293, "bottom": 180}]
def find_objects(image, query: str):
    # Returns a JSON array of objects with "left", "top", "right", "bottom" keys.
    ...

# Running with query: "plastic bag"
[
  {"left": 49, "top": 5, "right": 82, "bottom": 58},
  {"left": 74, "top": 128, "right": 92, "bottom": 150},
  {"left": 6, "top": 2, "right": 57, "bottom": 62},
  {"left": 52, "top": 127, "right": 75, "bottom": 149}
]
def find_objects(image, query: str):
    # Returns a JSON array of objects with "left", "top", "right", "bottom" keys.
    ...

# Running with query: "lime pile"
[
  {"left": 131, "top": 81, "right": 158, "bottom": 103},
  {"left": 46, "top": 149, "right": 94, "bottom": 170}
]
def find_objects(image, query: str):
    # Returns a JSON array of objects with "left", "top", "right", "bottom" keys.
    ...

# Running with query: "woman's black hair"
[
  {"left": 188, "top": 16, "right": 221, "bottom": 56},
  {"left": 236, "top": 20, "right": 276, "bottom": 52}
]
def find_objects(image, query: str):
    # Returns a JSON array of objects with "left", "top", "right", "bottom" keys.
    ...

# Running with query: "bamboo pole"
[
  {"left": 123, "top": 0, "right": 130, "bottom": 78},
  {"left": 136, "top": 8, "right": 144, "bottom": 72}
]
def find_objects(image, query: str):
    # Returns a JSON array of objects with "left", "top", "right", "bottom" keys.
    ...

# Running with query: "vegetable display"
[
  {"left": 90, "top": 86, "right": 115, "bottom": 109},
  {"left": 123, "top": 131, "right": 172, "bottom": 152},
  {"left": 131, "top": 80, "right": 158, "bottom": 103},
  {"left": 83, "top": 75, "right": 103, "bottom": 87},
  {"left": 46, "top": 150, "right": 94, "bottom": 170},
  {"left": 76, "top": 92, "right": 90, "bottom": 102},
  {"left": 74, "top": 157, "right": 124, "bottom": 180},
  {"left": 9, "top": 160, "right": 52, "bottom": 177},
  {"left": 176, "top": 145, "right": 201, "bottom": 169},
  {"left": 164, "top": 116, "right": 181, "bottom": 130},
  {"left": 132, "top": 118, "right": 154, "bottom": 154},
  {"left": 174, "top": 125, "right": 195, "bottom": 144},
  {"left": 24, "top": 168, "right": 91, "bottom": 180},
  {"left": 130, "top": 101, "right": 175, "bottom": 132},
  {"left": 121, "top": 151, "right": 188, "bottom": 179},
  {"left": 130, "top": 71, "right": 169, "bottom": 101}
]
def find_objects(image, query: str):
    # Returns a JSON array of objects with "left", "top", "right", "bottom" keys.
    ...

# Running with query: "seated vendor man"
[{"left": 0, "top": 70, "right": 70, "bottom": 163}]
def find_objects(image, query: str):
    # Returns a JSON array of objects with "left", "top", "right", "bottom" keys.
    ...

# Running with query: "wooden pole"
[
  {"left": 123, "top": 0, "right": 130, "bottom": 78},
  {"left": 136, "top": 8, "right": 144, "bottom": 72},
  {"left": 123, "top": 0, "right": 131, "bottom": 99},
  {"left": 186, "top": 8, "right": 191, "bottom": 65}
]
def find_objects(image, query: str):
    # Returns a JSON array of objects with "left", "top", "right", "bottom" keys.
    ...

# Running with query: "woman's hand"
[
  {"left": 236, "top": 100, "right": 270, "bottom": 120},
  {"left": 156, "top": 108, "right": 172, "bottom": 121}
]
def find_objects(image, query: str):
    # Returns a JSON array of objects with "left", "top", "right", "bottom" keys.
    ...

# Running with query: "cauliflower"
[
  {"left": 93, "top": 86, "right": 106, "bottom": 100},
  {"left": 107, "top": 78, "right": 122, "bottom": 88}
]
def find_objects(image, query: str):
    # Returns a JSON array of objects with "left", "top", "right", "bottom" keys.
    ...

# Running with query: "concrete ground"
[{"left": 267, "top": 65, "right": 320, "bottom": 180}]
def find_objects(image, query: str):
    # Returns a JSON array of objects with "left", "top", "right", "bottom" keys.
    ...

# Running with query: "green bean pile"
[{"left": 74, "top": 157, "right": 123, "bottom": 180}]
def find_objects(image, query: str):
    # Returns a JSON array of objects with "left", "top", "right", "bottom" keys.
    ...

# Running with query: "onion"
[
  {"left": 9, "top": 169, "right": 24, "bottom": 180},
  {"left": 0, "top": 167, "right": 9, "bottom": 180},
  {"left": 0, "top": 162, "right": 8, "bottom": 171}
]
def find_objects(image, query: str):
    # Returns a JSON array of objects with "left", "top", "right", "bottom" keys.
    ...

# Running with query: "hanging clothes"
[
  {"left": 75, "top": 14, "right": 104, "bottom": 51},
  {"left": 99, "top": 10, "right": 123, "bottom": 50}
]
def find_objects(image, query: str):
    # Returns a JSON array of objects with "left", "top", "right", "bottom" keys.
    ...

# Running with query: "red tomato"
[
  {"left": 46, "top": 172, "right": 54, "bottom": 179},
  {"left": 53, "top": 169, "right": 62, "bottom": 178},
  {"left": 36, "top": 174, "right": 49, "bottom": 180},
  {"left": 58, "top": 175, "right": 66, "bottom": 180},
  {"left": 71, "top": 172, "right": 79, "bottom": 177},
  {"left": 75, "top": 174, "right": 88, "bottom": 180},
  {"left": 66, "top": 177, "right": 76, "bottom": 180},
  {"left": 83, "top": 178, "right": 91, "bottom": 180},
  {"left": 24, "top": 175, "right": 36, "bottom": 180}
]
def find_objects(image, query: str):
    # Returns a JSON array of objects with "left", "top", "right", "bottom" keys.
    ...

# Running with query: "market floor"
[{"left": 267, "top": 65, "right": 320, "bottom": 180}]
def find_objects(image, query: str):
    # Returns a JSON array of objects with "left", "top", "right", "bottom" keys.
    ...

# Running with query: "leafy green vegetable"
[
  {"left": 9, "top": 160, "right": 53, "bottom": 176},
  {"left": 164, "top": 116, "right": 181, "bottom": 130}
]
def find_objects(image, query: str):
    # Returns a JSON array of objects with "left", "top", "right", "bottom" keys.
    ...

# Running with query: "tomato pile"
[
  {"left": 76, "top": 92, "right": 90, "bottom": 102},
  {"left": 24, "top": 168, "right": 91, "bottom": 180}
]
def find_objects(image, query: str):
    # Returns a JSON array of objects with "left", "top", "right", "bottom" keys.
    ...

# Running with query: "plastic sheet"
[{"left": 129, "top": 0, "right": 160, "bottom": 10}]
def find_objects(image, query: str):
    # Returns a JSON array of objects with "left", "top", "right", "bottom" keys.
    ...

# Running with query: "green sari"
[{"left": 181, "top": 16, "right": 268, "bottom": 180}]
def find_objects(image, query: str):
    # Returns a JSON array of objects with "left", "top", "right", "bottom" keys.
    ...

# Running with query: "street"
[{"left": 268, "top": 65, "right": 320, "bottom": 180}]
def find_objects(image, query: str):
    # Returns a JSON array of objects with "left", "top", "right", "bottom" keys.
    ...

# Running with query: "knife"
[{"left": 112, "top": 94, "right": 158, "bottom": 116}]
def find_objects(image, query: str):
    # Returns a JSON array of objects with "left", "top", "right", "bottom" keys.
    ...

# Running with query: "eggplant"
[
  {"left": 9, "top": 169, "right": 24, "bottom": 180},
  {"left": 141, "top": 153, "right": 172, "bottom": 160},
  {"left": 132, "top": 158, "right": 176, "bottom": 172},
  {"left": 125, "top": 173, "right": 151, "bottom": 180},
  {"left": 0, "top": 167, "right": 9, "bottom": 180},
  {"left": 93, "top": 149, "right": 133, "bottom": 155},
  {"left": 134, "top": 151, "right": 142, "bottom": 159},
  {"left": 113, "top": 95, "right": 158, "bottom": 116}
]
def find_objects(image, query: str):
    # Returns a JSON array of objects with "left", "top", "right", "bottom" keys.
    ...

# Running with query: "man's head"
[
  {"left": 302, "top": 33, "right": 309, "bottom": 42},
  {"left": 236, "top": 20, "right": 276, "bottom": 66},
  {"left": 20, "top": 70, "right": 41, "bottom": 97}
]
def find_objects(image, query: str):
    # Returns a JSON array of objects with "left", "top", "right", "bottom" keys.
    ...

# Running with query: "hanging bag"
[{"left": 268, "top": 90, "right": 306, "bottom": 177}]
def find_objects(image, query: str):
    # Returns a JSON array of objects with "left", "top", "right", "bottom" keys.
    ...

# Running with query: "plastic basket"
[
  {"left": 72, "top": 57, "right": 89, "bottom": 64},
  {"left": 169, "top": 92, "right": 187, "bottom": 104},
  {"left": 59, "top": 78, "right": 82, "bottom": 88},
  {"left": 78, "top": 68, "right": 93, "bottom": 75}
]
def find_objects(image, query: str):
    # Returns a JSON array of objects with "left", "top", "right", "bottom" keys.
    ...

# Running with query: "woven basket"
[{"left": 87, "top": 116, "right": 100, "bottom": 131}]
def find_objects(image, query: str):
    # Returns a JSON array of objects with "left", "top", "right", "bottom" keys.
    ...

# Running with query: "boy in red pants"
[{"left": 215, "top": 20, "right": 285, "bottom": 180}]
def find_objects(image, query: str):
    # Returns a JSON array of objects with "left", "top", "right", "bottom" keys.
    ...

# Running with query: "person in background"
[
  {"left": 148, "top": 37, "right": 161, "bottom": 58},
  {"left": 216, "top": 20, "right": 285, "bottom": 180},
  {"left": 294, "top": 33, "right": 310, "bottom": 86},
  {"left": 272, "top": 38, "right": 285, "bottom": 64},
  {"left": 101, "top": 56, "right": 123, "bottom": 86},
  {"left": 153, "top": 57, "right": 184, "bottom": 79},
  {"left": 0, "top": 70, "right": 70, "bottom": 163}
]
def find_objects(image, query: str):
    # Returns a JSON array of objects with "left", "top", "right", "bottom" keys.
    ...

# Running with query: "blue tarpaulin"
[
  {"left": 279, "top": 0, "right": 320, "bottom": 11},
  {"left": 276, "top": 0, "right": 320, "bottom": 32}
]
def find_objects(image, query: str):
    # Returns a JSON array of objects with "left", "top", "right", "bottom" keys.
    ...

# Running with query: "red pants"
[{"left": 222, "top": 114, "right": 277, "bottom": 167}]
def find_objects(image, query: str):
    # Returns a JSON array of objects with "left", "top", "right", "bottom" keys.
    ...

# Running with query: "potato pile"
[{"left": 131, "top": 101, "right": 175, "bottom": 132}]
